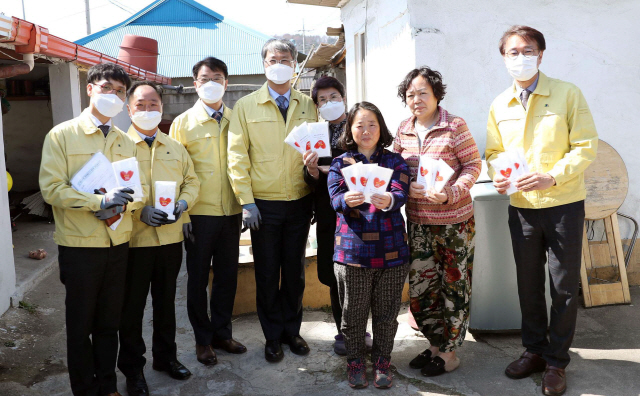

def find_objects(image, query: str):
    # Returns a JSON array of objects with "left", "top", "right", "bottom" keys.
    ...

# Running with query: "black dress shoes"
[
  {"left": 212, "top": 338, "right": 248, "bottom": 354},
  {"left": 281, "top": 335, "right": 310, "bottom": 356},
  {"left": 152, "top": 360, "right": 192, "bottom": 380},
  {"left": 126, "top": 371, "right": 149, "bottom": 396},
  {"left": 265, "top": 340, "right": 284, "bottom": 363}
]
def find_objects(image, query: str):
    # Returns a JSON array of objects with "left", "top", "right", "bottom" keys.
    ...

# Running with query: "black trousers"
[
  {"left": 251, "top": 196, "right": 312, "bottom": 341},
  {"left": 508, "top": 200, "right": 585, "bottom": 368},
  {"left": 313, "top": 183, "right": 342, "bottom": 332},
  {"left": 117, "top": 242, "right": 182, "bottom": 377},
  {"left": 185, "top": 214, "right": 241, "bottom": 345},
  {"left": 58, "top": 243, "right": 129, "bottom": 396}
]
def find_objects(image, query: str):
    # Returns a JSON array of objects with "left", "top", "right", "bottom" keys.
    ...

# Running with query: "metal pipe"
[
  {"left": 0, "top": 62, "right": 31, "bottom": 78},
  {"left": 162, "top": 84, "right": 183, "bottom": 94},
  {"left": 617, "top": 212, "right": 638, "bottom": 269}
]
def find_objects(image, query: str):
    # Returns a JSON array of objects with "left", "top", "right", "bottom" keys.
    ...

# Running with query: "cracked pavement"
[{"left": 1, "top": 261, "right": 639, "bottom": 395}]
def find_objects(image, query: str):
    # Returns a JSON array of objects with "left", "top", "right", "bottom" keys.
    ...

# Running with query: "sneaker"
[
  {"left": 373, "top": 357, "right": 393, "bottom": 388},
  {"left": 365, "top": 332, "right": 373, "bottom": 352},
  {"left": 347, "top": 358, "right": 368, "bottom": 388},
  {"left": 334, "top": 334, "right": 347, "bottom": 355}
]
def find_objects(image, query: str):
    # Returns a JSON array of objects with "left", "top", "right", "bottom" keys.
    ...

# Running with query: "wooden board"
[{"left": 584, "top": 140, "right": 628, "bottom": 220}]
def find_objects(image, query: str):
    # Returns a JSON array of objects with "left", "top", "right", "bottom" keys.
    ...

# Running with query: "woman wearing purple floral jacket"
[{"left": 328, "top": 102, "right": 410, "bottom": 389}]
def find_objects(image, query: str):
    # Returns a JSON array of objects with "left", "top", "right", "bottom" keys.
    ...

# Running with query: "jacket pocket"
[
  {"left": 539, "top": 151, "right": 565, "bottom": 173},
  {"left": 63, "top": 210, "right": 99, "bottom": 237},
  {"left": 250, "top": 154, "right": 281, "bottom": 194}
]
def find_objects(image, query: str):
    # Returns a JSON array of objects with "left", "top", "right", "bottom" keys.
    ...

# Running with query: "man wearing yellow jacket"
[
  {"left": 39, "top": 63, "right": 145, "bottom": 396},
  {"left": 170, "top": 57, "right": 246, "bottom": 365},
  {"left": 116, "top": 81, "right": 199, "bottom": 396},
  {"left": 228, "top": 39, "right": 317, "bottom": 363},
  {"left": 486, "top": 26, "right": 598, "bottom": 396}
]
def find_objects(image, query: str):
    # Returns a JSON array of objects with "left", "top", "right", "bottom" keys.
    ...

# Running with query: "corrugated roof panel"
[
  {"left": 76, "top": 0, "right": 272, "bottom": 78},
  {"left": 133, "top": 0, "right": 218, "bottom": 24}
]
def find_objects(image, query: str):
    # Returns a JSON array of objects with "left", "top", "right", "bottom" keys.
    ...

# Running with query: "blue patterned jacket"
[{"left": 328, "top": 148, "right": 411, "bottom": 269}]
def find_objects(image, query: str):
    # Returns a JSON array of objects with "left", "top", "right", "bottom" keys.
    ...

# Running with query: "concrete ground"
[{"left": 1, "top": 259, "right": 639, "bottom": 396}]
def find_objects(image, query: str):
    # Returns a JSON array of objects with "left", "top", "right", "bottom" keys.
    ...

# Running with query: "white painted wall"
[
  {"left": 341, "top": 0, "right": 640, "bottom": 230},
  {"left": 2, "top": 100, "right": 54, "bottom": 192},
  {"left": 0, "top": 110, "right": 17, "bottom": 316},
  {"left": 341, "top": 0, "right": 415, "bottom": 131}
]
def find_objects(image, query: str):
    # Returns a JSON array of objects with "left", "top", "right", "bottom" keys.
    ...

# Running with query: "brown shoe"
[
  {"left": 196, "top": 344, "right": 218, "bottom": 366},
  {"left": 212, "top": 338, "right": 247, "bottom": 354},
  {"left": 542, "top": 366, "right": 566, "bottom": 396},
  {"left": 505, "top": 351, "right": 547, "bottom": 379}
]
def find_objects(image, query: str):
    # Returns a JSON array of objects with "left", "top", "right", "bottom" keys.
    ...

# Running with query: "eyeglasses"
[
  {"left": 317, "top": 93, "right": 343, "bottom": 105},
  {"left": 505, "top": 49, "right": 540, "bottom": 60},
  {"left": 264, "top": 59, "right": 295, "bottom": 67},
  {"left": 93, "top": 82, "right": 126, "bottom": 98},
  {"left": 195, "top": 77, "right": 225, "bottom": 84}
]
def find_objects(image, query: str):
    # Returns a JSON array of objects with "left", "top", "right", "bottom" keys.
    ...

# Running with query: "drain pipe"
[
  {"left": 162, "top": 84, "right": 184, "bottom": 94},
  {"left": 0, "top": 53, "right": 35, "bottom": 78}
]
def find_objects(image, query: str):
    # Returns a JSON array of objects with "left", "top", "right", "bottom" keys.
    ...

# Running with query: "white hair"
[{"left": 261, "top": 39, "right": 297, "bottom": 60}]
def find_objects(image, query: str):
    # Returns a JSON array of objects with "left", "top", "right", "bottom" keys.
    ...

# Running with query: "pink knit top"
[{"left": 393, "top": 107, "right": 481, "bottom": 225}]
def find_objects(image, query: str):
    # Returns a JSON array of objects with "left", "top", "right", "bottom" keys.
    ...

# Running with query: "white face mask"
[
  {"left": 318, "top": 100, "right": 345, "bottom": 121},
  {"left": 131, "top": 111, "right": 162, "bottom": 131},
  {"left": 91, "top": 93, "right": 124, "bottom": 118},
  {"left": 265, "top": 63, "right": 294, "bottom": 85},
  {"left": 505, "top": 54, "right": 539, "bottom": 82},
  {"left": 196, "top": 81, "right": 225, "bottom": 103}
]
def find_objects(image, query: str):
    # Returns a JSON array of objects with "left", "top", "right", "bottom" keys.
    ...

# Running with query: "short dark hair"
[
  {"left": 127, "top": 81, "right": 163, "bottom": 102},
  {"left": 87, "top": 63, "right": 132, "bottom": 90},
  {"left": 311, "top": 76, "right": 345, "bottom": 105},
  {"left": 339, "top": 102, "right": 394, "bottom": 151},
  {"left": 397, "top": 66, "right": 447, "bottom": 105},
  {"left": 192, "top": 57, "right": 228, "bottom": 79},
  {"left": 499, "top": 25, "right": 546, "bottom": 55}
]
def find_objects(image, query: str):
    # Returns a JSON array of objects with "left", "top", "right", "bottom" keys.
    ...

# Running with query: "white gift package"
[{"left": 154, "top": 181, "right": 177, "bottom": 220}]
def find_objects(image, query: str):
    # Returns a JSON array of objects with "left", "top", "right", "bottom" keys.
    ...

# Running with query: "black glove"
[
  {"left": 183, "top": 222, "right": 195, "bottom": 244},
  {"left": 94, "top": 205, "right": 124, "bottom": 220},
  {"left": 140, "top": 206, "right": 169, "bottom": 227},
  {"left": 97, "top": 187, "right": 134, "bottom": 209}
]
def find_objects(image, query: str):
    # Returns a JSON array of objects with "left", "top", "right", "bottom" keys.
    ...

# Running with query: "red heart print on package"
[
  {"left": 360, "top": 177, "right": 368, "bottom": 187},
  {"left": 120, "top": 170, "right": 133, "bottom": 181},
  {"left": 420, "top": 167, "right": 428, "bottom": 176},
  {"left": 435, "top": 172, "right": 443, "bottom": 182},
  {"left": 350, "top": 176, "right": 356, "bottom": 185},
  {"left": 500, "top": 168, "right": 512, "bottom": 178},
  {"left": 373, "top": 178, "right": 386, "bottom": 188},
  {"left": 159, "top": 197, "right": 172, "bottom": 207}
]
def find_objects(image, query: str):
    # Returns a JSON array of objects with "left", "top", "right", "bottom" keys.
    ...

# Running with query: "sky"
[{"left": 1, "top": 0, "right": 341, "bottom": 41}]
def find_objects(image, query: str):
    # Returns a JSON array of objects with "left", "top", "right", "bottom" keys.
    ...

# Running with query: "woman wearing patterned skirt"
[{"left": 394, "top": 67, "right": 481, "bottom": 376}]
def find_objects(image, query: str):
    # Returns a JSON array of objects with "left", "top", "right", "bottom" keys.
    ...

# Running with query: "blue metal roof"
[{"left": 75, "top": 0, "right": 273, "bottom": 78}]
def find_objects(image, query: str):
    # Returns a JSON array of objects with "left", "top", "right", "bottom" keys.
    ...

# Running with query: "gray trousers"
[
  {"left": 508, "top": 200, "right": 585, "bottom": 368},
  {"left": 334, "top": 263, "right": 410, "bottom": 362}
]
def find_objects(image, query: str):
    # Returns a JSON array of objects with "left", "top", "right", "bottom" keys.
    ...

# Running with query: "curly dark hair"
[
  {"left": 311, "top": 76, "right": 345, "bottom": 105},
  {"left": 339, "top": 102, "right": 394, "bottom": 151},
  {"left": 397, "top": 66, "right": 447, "bottom": 105}
]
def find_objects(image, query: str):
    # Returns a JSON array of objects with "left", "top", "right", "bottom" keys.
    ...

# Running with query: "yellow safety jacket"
[
  {"left": 486, "top": 72, "right": 598, "bottom": 209},
  {"left": 169, "top": 100, "right": 241, "bottom": 216},
  {"left": 128, "top": 126, "right": 199, "bottom": 247},
  {"left": 227, "top": 83, "right": 317, "bottom": 204},
  {"left": 39, "top": 109, "right": 148, "bottom": 247}
]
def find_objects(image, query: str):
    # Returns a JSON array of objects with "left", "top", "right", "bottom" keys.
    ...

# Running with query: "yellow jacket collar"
[
  {"left": 509, "top": 71, "right": 550, "bottom": 105},
  {"left": 192, "top": 99, "right": 229, "bottom": 124},
  {"left": 256, "top": 82, "right": 301, "bottom": 105},
  {"left": 79, "top": 109, "right": 105, "bottom": 135},
  {"left": 126, "top": 125, "right": 166, "bottom": 146}
]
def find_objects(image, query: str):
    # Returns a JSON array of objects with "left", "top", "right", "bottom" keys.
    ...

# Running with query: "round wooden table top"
[{"left": 584, "top": 139, "right": 628, "bottom": 220}]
